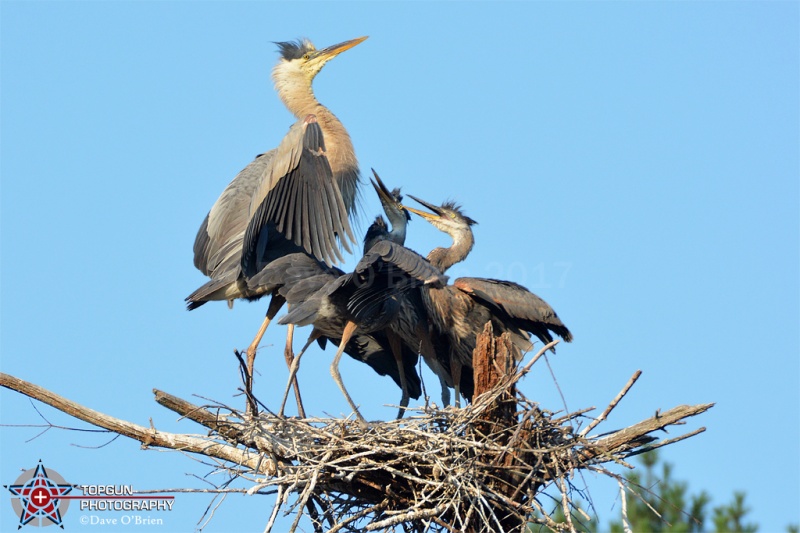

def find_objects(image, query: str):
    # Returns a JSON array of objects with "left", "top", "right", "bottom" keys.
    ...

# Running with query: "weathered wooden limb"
[
  {"left": 153, "top": 389, "right": 251, "bottom": 445},
  {"left": 0, "top": 373, "right": 276, "bottom": 476},
  {"left": 586, "top": 403, "right": 713, "bottom": 460}
]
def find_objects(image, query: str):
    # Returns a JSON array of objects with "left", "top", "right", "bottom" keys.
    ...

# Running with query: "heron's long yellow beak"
[
  {"left": 402, "top": 206, "right": 437, "bottom": 221},
  {"left": 315, "top": 36, "right": 368, "bottom": 61},
  {"left": 403, "top": 194, "right": 445, "bottom": 221},
  {"left": 402, "top": 197, "right": 441, "bottom": 221}
]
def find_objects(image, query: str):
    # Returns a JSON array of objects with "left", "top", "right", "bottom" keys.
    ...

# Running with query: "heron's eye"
[{"left": 303, "top": 53, "right": 311, "bottom": 60}]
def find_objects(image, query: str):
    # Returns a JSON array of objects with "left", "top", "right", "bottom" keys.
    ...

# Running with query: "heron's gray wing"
[
  {"left": 345, "top": 241, "right": 448, "bottom": 322},
  {"left": 242, "top": 116, "right": 356, "bottom": 275},
  {"left": 246, "top": 252, "right": 341, "bottom": 294},
  {"left": 192, "top": 214, "right": 212, "bottom": 276},
  {"left": 454, "top": 278, "right": 573, "bottom": 344},
  {"left": 204, "top": 237, "right": 244, "bottom": 279},
  {"left": 354, "top": 241, "right": 447, "bottom": 287},
  {"left": 193, "top": 152, "right": 274, "bottom": 277},
  {"left": 277, "top": 273, "right": 348, "bottom": 328}
]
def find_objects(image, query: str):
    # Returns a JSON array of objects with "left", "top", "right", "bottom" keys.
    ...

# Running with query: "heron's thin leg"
[
  {"left": 438, "top": 376, "right": 451, "bottom": 408},
  {"left": 417, "top": 324, "right": 451, "bottom": 407},
  {"left": 279, "top": 329, "right": 319, "bottom": 417},
  {"left": 283, "top": 323, "right": 305, "bottom": 418},
  {"left": 330, "top": 321, "right": 366, "bottom": 424},
  {"left": 386, "top": 330, "right": 409, "bottom": 419},
  {"left": 451, "top": 357, "right": 462, "bottom": 409},
  {"left": 244, "top": 295, "right": 284, "bottom": 394},
  {"left": 245, "top": 315, "right": 270, "bottom": 394}
]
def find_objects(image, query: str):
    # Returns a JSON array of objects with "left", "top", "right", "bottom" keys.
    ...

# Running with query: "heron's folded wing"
[
  {"left": 246, "top": 252, "right": 341, "bottom": 294},
  {"left": 184, "top": 268, "right": 241, "bottom": 310},
  {"left": 277, "top": 273, "right": 346, "bottom": 327},
  {"left": 454, "top": 278, "right": 573, "bottom": 343},
  {"left": 193, "top": 152, "right": 273, "bottom": 277}
]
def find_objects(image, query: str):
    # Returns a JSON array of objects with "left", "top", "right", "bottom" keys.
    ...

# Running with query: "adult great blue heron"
[
  {"left": 404, "top": 196, "right": 573, "bottom": 405},
  {"left": 188, "top": 114, "right": 340, "bottom": 415},
  {"left": 187, "top": 37, "right": 366, "bottom": 395}
]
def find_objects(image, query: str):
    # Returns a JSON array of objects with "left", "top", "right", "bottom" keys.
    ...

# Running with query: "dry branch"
[
  {"left": 580, "top": 369, "right": 642, "bottom": 437},
  {"left": 1, "top": 328, "right": 713, "bottom": 532},
  {"left": 1, "top": 373, "right": 277, "bottom": 476}
]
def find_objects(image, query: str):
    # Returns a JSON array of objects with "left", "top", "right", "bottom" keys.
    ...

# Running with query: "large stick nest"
[
  {"left": 1, "top": 324, "right": 713, "bottom": 532},
  {"left": 153, "top": 325, "right": 712, "bottom": 532}
]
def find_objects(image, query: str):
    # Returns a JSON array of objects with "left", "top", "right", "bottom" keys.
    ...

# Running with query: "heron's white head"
[
  {"left": 403, "top": 195, "right": 477, "bottom": 237},
  {"left": 271, "top": 36, "right": 367, "bottom": 112},
  {"left": 402, "top": 195, "right": 477, "bottom": 271}
]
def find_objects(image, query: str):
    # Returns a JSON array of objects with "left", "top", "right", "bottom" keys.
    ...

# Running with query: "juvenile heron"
[
  {"left": 403, "top": 196, "right": 573, "bottom": 405},
  {"left": 187, "top": 37, "right": 367, "bottom": 400},
  {"left": 274, "top": 173, "right": 448, "bottom": 422},
  {"left": 245, "top": 251, "right": 424, "bottom": 419},
  {"left": 368, "top": 174, "right": 453, "bottom": 409}
]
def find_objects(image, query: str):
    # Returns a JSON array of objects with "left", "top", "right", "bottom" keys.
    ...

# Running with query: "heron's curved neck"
[
  {"left": 427, "top": 227, "right": 474, "bottom": 272},
  {"left": 274, "top": 77, "right": 356, "bottom": 167},
  {"left": 273, "top": 69, "right": 360, "bottom": 216},
  {"left": 390, "top": 225, "right": 407, "bottom": 246},
  {"left": 386, "top": 214, "right": 407, "bottom": 246},
  {"left": 273, "top": 72, "right": 321, "bottom": 119}
]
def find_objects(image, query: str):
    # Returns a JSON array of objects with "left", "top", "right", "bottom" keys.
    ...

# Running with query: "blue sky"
[{"left": 1, "top": 2, "right": 797, "bottom": 532}]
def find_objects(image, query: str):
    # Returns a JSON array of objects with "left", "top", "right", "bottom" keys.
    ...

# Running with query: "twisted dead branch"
[{"left": 0, "top": 323, "right": 713, "bottom": 532}]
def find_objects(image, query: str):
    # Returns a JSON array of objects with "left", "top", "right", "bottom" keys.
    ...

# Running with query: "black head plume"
[
  {"left": 274, "top": 39, "right": 315, "bottom": 61},
  {"left": 442, "top": 200, "right": 478, "bottom": 226}
]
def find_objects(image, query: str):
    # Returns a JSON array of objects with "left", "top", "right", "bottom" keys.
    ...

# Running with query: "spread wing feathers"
[
  {"left": 326, "top": 332, "right": 422, "bottom": 400},
  {"left": 193, "top": 151, "right": 273, "bottom": 277},
  {"left": 345, "top": 241, "right": 448, "bottom": 321},
  {"left": 241, "top": 118, "right": 355, "bottom": 276},
  {"left": 454, "top": 278, "right": 573, "bottom": 344}
]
